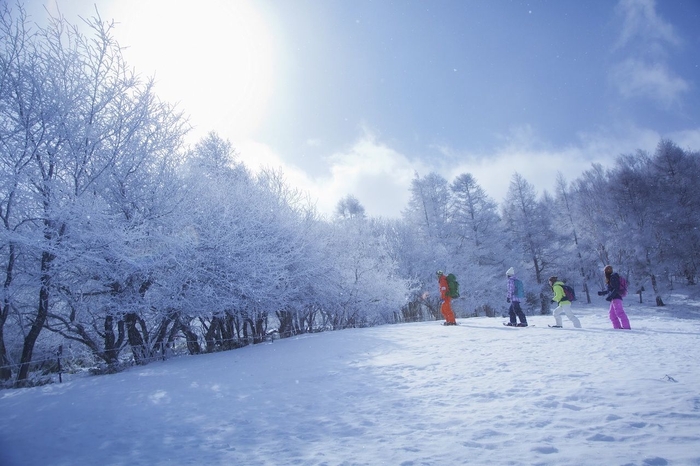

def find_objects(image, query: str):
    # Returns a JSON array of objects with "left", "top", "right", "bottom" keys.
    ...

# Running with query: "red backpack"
[
  {"left": 561, "top": 284, "right": 576, "bottom": 302},
  {"left": 618, "top": 275, "right": 628, "bottom": 298}
]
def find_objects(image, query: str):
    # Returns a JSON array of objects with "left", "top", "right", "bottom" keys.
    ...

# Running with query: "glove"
[
  {"left": 551, "top": 299, "right": 556, "bottom": 303},
  {"left": 506, "top": 298, "right": 511, "bottom": 303},
  {"left": 597, "top": 291, "right": 606, "bottom": 296}
]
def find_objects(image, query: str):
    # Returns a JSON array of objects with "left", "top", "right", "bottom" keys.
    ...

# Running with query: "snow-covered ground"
[{"left": 1, "top": 298, "right": 700, "bottom": 466}]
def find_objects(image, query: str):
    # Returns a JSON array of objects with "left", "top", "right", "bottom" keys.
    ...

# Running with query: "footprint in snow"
[
  {"left": 642, "top": 457, "right": 669, "bottom": 466},
  {"left": 587, "top": 433, "right": 615, "bottom": 442},
  {"left": 531, "top": 446, "right": 558, "bottom": 454}
]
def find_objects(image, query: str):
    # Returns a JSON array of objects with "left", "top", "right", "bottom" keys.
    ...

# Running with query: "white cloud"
[
  {"left": 235, "top": 140, "right": 290, "bottom": 171},
  {"left": 436, "top": 124, "right": 666, "bottom": 204},
  {"left": 318, "top": 133, "right": 427, "bottom": 218},
  {"left": 234, "top": 134, "right": 426, "bottom": 219},
  {"left": 610, "top": 0, "right": 689, "bottom": 108},
  {"left": 614, "top": 0, "right": 681, "bottom": 50},
  {"left": 611, "top": 59, "right": 689, "bottom": 108},
  {"left": 668, "top": 128, "right": 700, "bottom": 152},
  {"left": 234, "top": 124, "right": 700, "bottom": 220}
]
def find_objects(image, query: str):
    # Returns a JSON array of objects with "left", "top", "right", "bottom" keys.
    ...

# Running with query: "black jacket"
[{"left": 603, "top": 273, "right": 623, "bottom": 301}]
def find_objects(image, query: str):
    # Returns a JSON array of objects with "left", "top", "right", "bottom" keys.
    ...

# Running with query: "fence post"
[{"left": 57, "top": 345, "right": 63, "bottom": 383}]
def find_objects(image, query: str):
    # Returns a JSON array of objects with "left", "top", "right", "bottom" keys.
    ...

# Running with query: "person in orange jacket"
[{"left": 436, "top": 271, "right": 457, "bottom": 325}]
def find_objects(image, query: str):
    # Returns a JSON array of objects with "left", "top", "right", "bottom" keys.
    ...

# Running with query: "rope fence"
[
  {"left": 0, "top": 326, "right": 347, "bottom": 386},
  {"left": 1, "top": 318, "right": 418, "bottom": 388}
]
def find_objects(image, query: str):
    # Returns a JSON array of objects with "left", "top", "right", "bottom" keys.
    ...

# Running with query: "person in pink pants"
[{"left": 597, "top": 265, "right": 631, "bottom": 329}]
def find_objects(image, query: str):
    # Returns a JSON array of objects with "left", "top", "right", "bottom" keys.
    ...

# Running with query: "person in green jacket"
[{"left": 548, "top": 276, "right": 581, "bottom": 328}]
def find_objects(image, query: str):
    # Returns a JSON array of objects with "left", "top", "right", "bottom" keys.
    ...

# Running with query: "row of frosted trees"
[{"left": 0, "top": 7, "right": 409, "bottom": 386}]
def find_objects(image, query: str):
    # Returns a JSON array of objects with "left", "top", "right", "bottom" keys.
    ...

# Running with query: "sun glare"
[{"left": 104, "top": 0, "right": 277, "bottom": 142}]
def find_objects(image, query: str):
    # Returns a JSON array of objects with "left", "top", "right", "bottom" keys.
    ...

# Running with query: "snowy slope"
[{"left": 1, "top": 301, "right": 699, "bottom": 466}]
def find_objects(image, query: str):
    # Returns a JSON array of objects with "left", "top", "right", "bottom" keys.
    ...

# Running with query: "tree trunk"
[
  {"left": 125, "top": 312, "right": 148, "bottom": 364},
  {"left": 179, "top": 321, "right": 201, "bottom": 355},
  {"left": 254, "top": 312, "right": 267, "bottom": 343},
  {"left": 16, "top": 250, "right": 53, "bottom": 384},
  {"left": 101, "top": 315, "right": 125, "bottom": 365},
  {"left": 222, "top": 313, "right": 236, "bottom": 349},
  {"left": 533, "top": 256, "right": 543, "bottom": 285},
  {"left": 207, "top": 315, "right": 225, "bottom": 349},
  {"left": 539, "top": 292, "right": 549, "bottom": 315},
  {"left": 0, "top": 243, "right": 16, "bottom": 381},
  {"left": 650, "top": 274, "right": 665, "bottom": 306},
  {"left": 277, "top": 309, "right": 294, "bottom": 337},
  {"left": 0, "top": 327, "right": 10, "bottom": 382}
]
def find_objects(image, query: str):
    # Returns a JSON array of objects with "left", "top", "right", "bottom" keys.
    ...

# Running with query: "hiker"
[
  {"left": 436, "top": 271, "right": 457, "bottom": 325},
  {"left": 505, "top": 267, "right": 528, "bottom": 327},
  {"left": 598, "top": 265, "right": 631, "bottom": 329},
  {"left": 548, "top": 276, "right": 581, "bottom": 328}
]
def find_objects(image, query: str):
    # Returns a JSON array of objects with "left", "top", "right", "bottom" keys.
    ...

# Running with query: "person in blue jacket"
[{"left": 505, "top": 267, "right": 528, "bottom": 327}]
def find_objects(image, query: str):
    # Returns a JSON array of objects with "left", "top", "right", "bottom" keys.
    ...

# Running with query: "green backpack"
[{"left": 446, "top": 273, "right": 460, "bottom": 298}]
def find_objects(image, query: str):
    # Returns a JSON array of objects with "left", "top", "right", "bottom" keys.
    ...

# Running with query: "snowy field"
[{"left": 1, "top": 298, "right": 700, "bottom": 466}]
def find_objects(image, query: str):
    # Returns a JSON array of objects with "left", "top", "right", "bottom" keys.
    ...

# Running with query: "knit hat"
[
  {"left": 506, "top": 267, "right": 515, "bottom": 277},
  {"left": 548, "top": 276, "right": 557, "bottom": 284}
]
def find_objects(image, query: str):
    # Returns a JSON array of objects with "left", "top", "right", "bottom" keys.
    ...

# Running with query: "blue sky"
[{"left": 27, "top": 0, "right": 700, "bottom": 217}]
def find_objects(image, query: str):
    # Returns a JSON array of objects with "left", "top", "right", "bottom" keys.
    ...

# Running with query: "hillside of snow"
[{"left": 1, "top": 295, "right": 700, "bottom": 466}]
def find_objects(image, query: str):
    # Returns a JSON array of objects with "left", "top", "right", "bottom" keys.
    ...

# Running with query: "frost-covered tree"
[
  {"left": 600, "top": 141, "right": 700, "bottom": 304},
  {"left": 502, "top": 173, "right": 559, "bottom": 313},
  {"left": 179, "top": 134, "right": 275, "bottom": 346},
  {"left": 554, "top": 174, "right": 596, "bottom": 303},
  {"left": 380, "top": 218, "right": 427, "bottom": 322},
  {"left": 176, "top": 133, "right": 345, "bottom": 348},
  {"left": 645, "top": 140, "right": 700, "bottom": 286},
  {"left": 404, "top": 172, "right": 451, "bottom": 242},
  {"left": 449, "top": 173, "right": 507, "bottom": 316},
  {"left": 403, "top": 173, "right": 452, "bottom": 271},
  {"left": 322, "top": 215, "right": 410, "bottom": 328},
  {"left": 449, "top": 173, "right": 502, "bottom": 261},
  {"left": 604, "top": 151, "right": 661, "bottom": 302},
  {"left": 0, "top": 6, "right": 187, "bottom": 383},
  {"left": 571, "top": 163, "right": 614, "bottom": 287},
  {"left": 401, "top": 173, "right": 453, "bottom": 317},
  {"left": 335, "top": 194, "right": 366, "bottom": 220},
  {"left": 570, "top": 143, "right": 700, "bottom": 306},
  {"left": 0, "top": 4, "right": 35, "bottom": 381}
]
